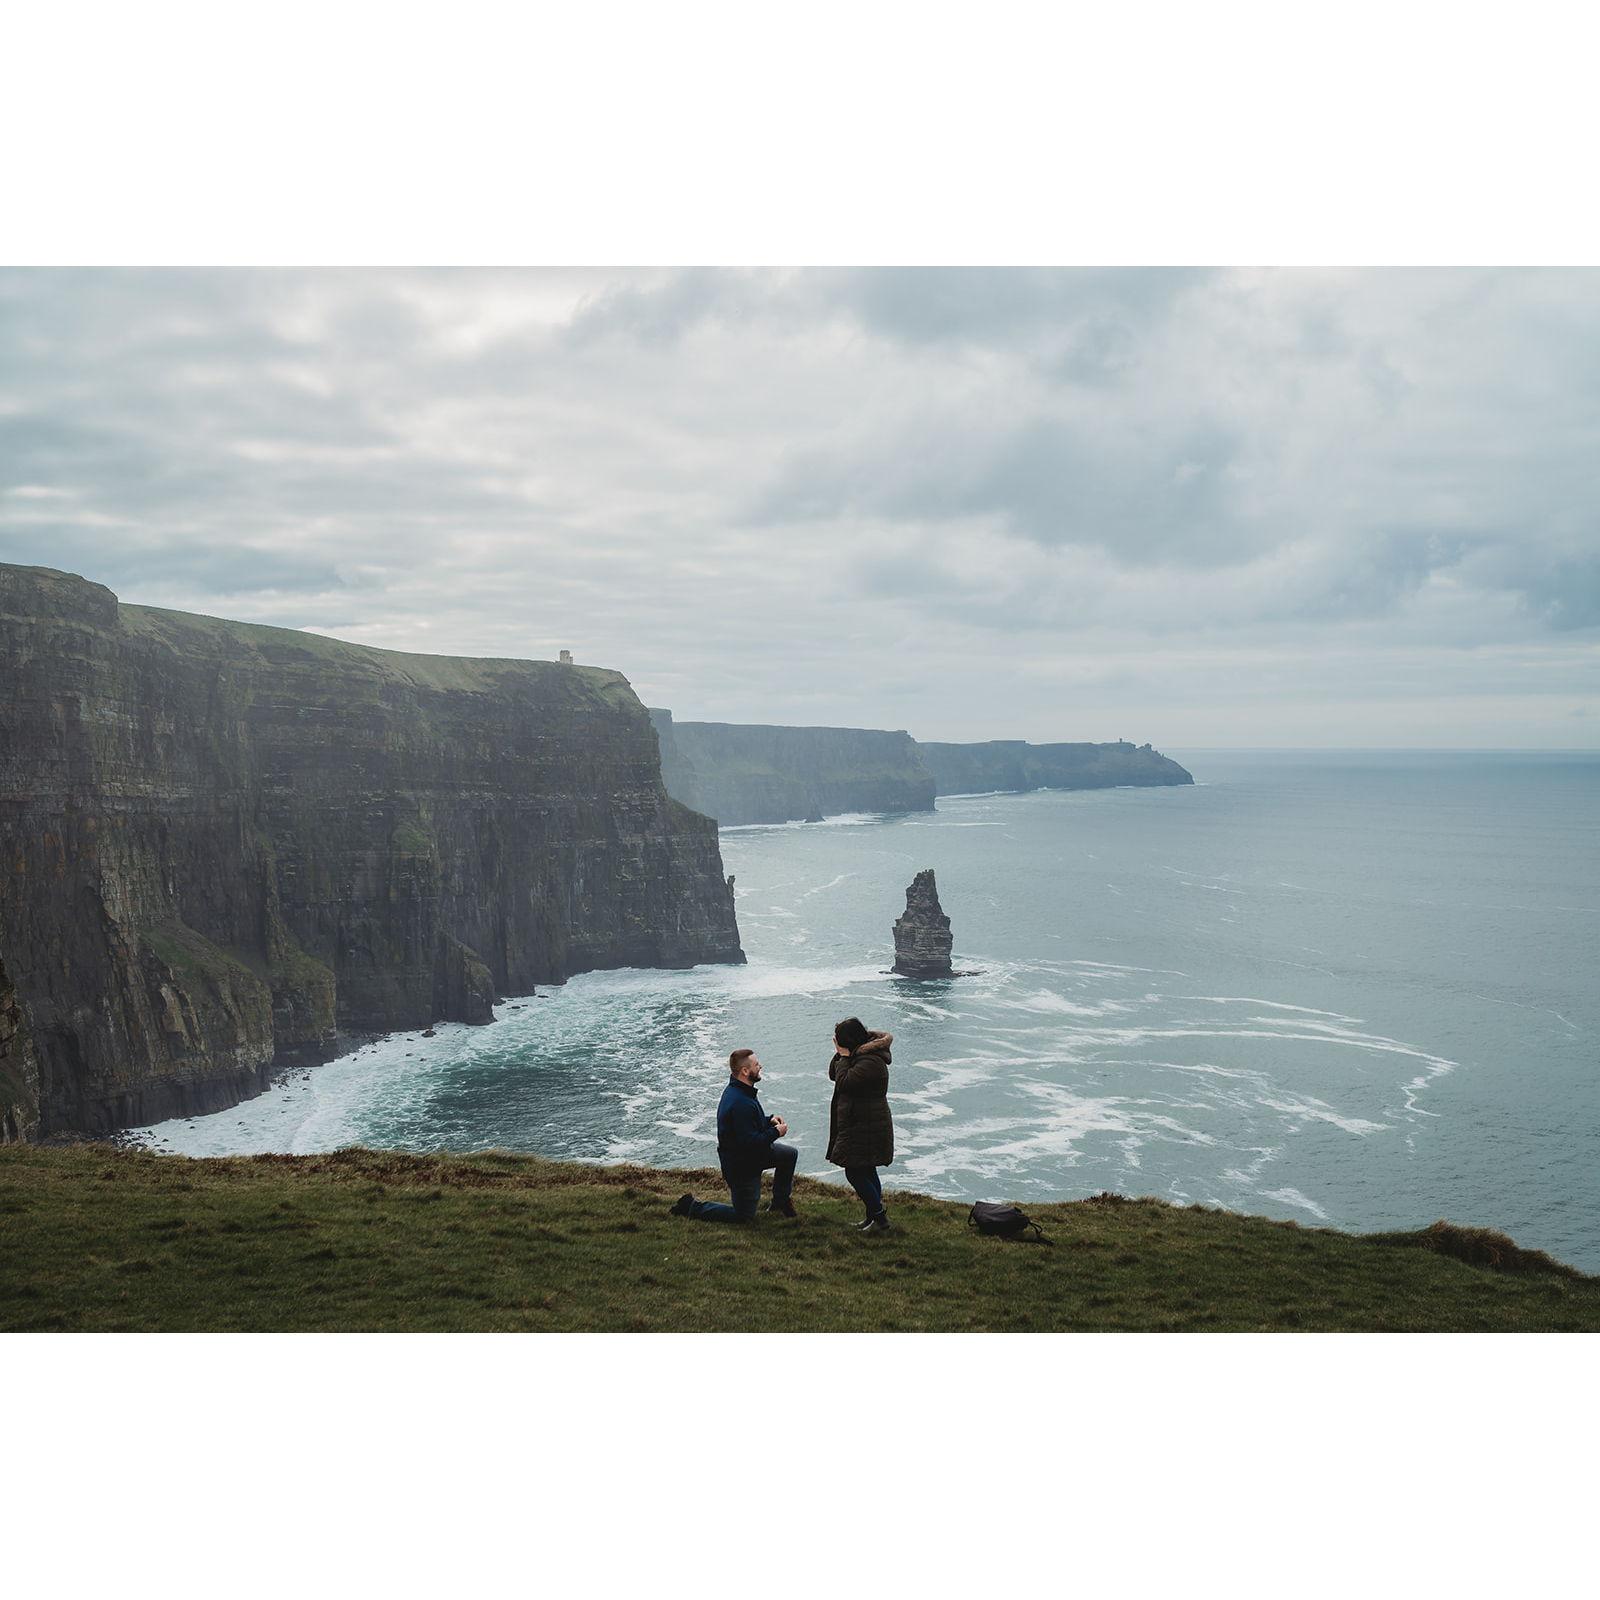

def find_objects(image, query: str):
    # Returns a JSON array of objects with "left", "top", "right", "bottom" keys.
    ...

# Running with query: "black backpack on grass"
[{"left": 968, "top": 1200, "right": 1049, "bottom": 1243}]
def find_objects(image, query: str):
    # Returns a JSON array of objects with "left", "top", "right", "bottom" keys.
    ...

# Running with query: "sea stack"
[{"left": 892, "top": 869, "right": 954, "bottom": 979}]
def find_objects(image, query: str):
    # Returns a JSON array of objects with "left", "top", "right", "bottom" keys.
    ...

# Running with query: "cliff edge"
[{"left": 0, "top": 564, "right": 743, "bottom": 1139}]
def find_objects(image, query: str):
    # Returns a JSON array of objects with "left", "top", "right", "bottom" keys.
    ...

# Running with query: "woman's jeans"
[
  {"left": 689, "top": 1142, "right": 798, "bottom": 1222},
  {"left": 845, "top": 1165, "right": 884, "bottom": 1216}
]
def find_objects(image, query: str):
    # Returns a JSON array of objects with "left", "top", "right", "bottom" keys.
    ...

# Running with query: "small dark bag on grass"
[{"left": 968, "top": 1200, "right": 1049, "bottom": 1243}]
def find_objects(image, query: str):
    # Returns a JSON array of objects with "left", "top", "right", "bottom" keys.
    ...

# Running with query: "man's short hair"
[{"left": 729, "top": 1047, "right": 755, "bottom": 1074}]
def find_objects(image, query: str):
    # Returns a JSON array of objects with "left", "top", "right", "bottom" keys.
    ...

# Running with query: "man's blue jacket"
[{"left": 717, "top": 1076, "right": 780, "bottom": 1175}]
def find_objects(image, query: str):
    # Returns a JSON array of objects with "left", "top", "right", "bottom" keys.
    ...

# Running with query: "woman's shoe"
[
  {"left": 765, "top": 1199, "right": 798, "bottom": 1218},
  {"left": 859, "top": 1211, "right": 892, "bottom": 1234}
]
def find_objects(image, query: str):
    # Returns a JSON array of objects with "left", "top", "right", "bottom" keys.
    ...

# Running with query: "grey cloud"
[
  {"left": 562, "top": 268, "right": 772, "bottom": 345},
  {"left": 0, "top": 267, "right": 1595, "bottom": 749},
  {"left": 0, "top": 519, "right": 350, "bottom": 604},
  {"left": 1470, "top": 546, "right": 1600, "bottom": 632},
  {"left": 1529, "top": 559, "right": 1600, "bottom": 631},
  {"left": 756, "top": 413, "right": 1251, "bottom": 565},
  {"left": 558, "top": 265, "right": 1214, "bottom": 366},
  {"left": 820, "top": 266, "right": 1213, "bottom": 364},
  {"left": 841, "top": 523, "right": 1469, "bottom": 640}
]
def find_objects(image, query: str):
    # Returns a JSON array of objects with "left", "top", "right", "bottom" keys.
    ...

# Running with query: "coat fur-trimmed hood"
[{"left": 840, "top": 1030, "right": 892, "bottom": 1059}]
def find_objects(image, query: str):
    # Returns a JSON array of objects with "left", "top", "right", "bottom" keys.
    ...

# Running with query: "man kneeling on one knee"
[{"left": 672, "top": 1048, "right": 798, "bottom": 1221}]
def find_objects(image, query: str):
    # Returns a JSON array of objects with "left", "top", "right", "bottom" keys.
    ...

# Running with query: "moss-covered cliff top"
[
  {"left": 3, "top": 1145, "right": 1593, "bottom": 1332},
  {"left": 2, "top": 561, "right": 637, "bottom": 709}
]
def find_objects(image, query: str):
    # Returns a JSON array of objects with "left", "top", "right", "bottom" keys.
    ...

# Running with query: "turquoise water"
[{"left": 140, "top": 752, "right": 1600, "bottom": 1270}]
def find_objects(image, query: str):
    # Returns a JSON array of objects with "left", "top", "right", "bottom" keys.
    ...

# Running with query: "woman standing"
[{"left": 826, "top": 1016, "right": 894, "bottom": 1233}]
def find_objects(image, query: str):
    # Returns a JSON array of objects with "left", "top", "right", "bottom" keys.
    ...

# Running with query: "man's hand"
[{"left": 770, "top": 1116, "right": 788, "bottom": 1137}]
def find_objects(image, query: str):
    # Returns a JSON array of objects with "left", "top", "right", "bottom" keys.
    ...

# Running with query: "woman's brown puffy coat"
[{"left": 826, "top": 1031, "right": 894, "bottom": 1168}]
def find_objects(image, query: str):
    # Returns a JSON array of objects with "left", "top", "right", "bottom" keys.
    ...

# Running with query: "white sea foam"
[
  {"left": 1008, "top": 989, "right": 1134, "bottom": 1018},
  {"left": 1222, "top": 1146, "right": 1283, "bottom": 1184},
  {"left": 901, "top": 1000, "right": 962, "bottom": 1021},
  {"left": 1152, "top": 1061, "right": 1262, "bottom": 1083},
  {"left": 1175, "top": 995, "right": 1357, "bottom": 1019},
  {"left": 798, "top": 873, "right": 855, "bottom": 899},
  {"left": 1255, "top": 1096, "right": 1389, "bottom": 1136},
  {"left": 720, "top": 811, "right": 884, "bottom": 833},
  {"left": 1259, "top": 1186, "right": 1331, "bottom": 1221},
  {"left": 1064, "top": 958, "right": 1195, "bottom": 978}
]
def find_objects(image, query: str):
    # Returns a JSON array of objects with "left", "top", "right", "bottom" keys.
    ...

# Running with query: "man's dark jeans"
[
  {"left": 689, "top": 1142, "right": 798, "bottom": 1222},
  {"left": 845, "top": 1165, "right": 883, "bottom": 1216}
]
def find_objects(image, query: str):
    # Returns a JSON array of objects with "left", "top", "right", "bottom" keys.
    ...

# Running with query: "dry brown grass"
[{"left": 1373, "top": 1220, "right": 1587, "bottom": 1280}]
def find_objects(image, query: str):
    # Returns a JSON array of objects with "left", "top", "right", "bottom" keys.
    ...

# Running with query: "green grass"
[
  {"left": 2, "top": 1145, "right": 1595, "bottom": 1332},
  {"left": 142, "top": 922, "right": 262, "bottom": 986},
  {"left": 389, "top": 821, "right": 436, "bottom": 857},
  {"left": 120, "top": 600, "right": 632, "bottom": 699}
]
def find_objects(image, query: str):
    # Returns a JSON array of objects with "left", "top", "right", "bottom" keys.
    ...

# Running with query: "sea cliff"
[
  {"left": 919, "top": 739, "right": 1193, "bottom": 795},
  {"left": 649, "top": 712, "right": 1193, "bottom": 824},
  {"left": 0, "top": 952, "right": 40, "bottom": 1143},
  {"left": 649, "top": 711, "right": 936, "bottom": 825},
  {"left": 0, "top": 564, "right": 743, "bottom": 1140}
]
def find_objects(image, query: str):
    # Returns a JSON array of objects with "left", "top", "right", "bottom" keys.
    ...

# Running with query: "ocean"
[{"left": 136, "top": 751, "right": 1600, "bottom": 1270}]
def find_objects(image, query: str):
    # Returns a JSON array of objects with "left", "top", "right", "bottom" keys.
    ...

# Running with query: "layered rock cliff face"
[
  {"left": 919, "top": 739, "right": 1193, "bottom": 795},
  {"left": 0, "top": 564, "right": 743, "bottom": 1140},
  {"left": 0, "top": 953, "right": 41, "bottom": 1143},
  {"left": 648, "top": 711, "right": 936, "bottom": 826}
]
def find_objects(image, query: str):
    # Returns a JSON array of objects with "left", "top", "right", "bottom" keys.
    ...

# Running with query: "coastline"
[
  {"left": 112, "top": 1046, "right": 376, "bottom": 1155},
  {"left": 119, "top": 1001, "right": 545, "bottom": 1156}
]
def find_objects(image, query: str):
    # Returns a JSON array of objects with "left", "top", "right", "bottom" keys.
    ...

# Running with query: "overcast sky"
[{"left": 1, "top": 267, "right": 1596, "bottom": 746}]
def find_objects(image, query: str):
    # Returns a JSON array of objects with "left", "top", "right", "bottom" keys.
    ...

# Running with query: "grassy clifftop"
[
  {"left": 121, "top": 599, "right": 636, "bottom": 703},
  {"left": 3, "top": 1145, "right": 1594, "bottom": 1332}
]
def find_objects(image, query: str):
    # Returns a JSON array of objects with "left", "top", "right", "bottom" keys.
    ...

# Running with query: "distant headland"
[{"left": 649, "top": 709, "right": 1192, "bottom": 827}]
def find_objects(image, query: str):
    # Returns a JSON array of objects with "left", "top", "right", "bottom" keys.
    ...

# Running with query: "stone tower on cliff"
[{"left": 892, "top": 869, "right": 954, "bottom": 979}]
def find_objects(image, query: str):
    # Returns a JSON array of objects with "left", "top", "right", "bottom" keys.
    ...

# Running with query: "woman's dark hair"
[{"left": 834, "top": 1016, "right": 871, "bottom": 1053}]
